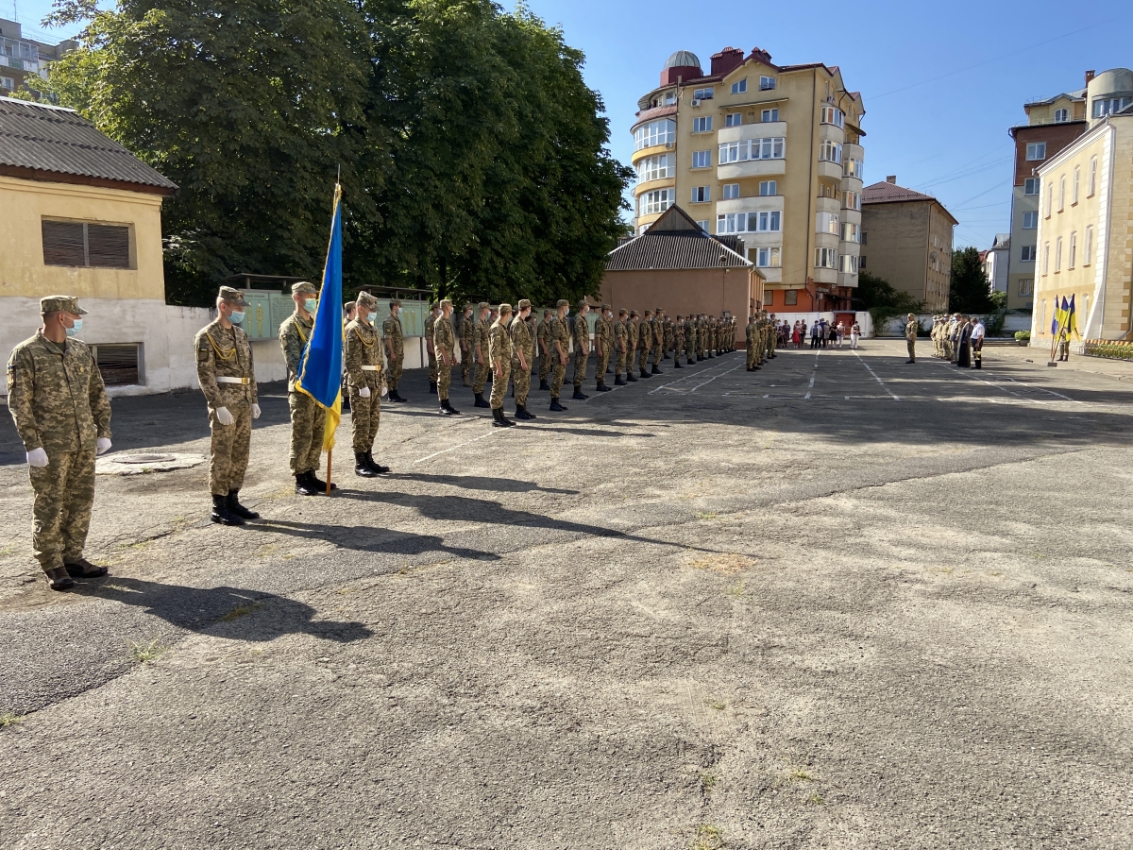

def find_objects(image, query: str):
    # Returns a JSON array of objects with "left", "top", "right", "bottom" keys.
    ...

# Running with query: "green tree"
[
  {"left": 949, "top": 247, "right": 995, "bottom": 314},
  {"left": 854, "top": 271, "right": 923, "bottom": 332}
]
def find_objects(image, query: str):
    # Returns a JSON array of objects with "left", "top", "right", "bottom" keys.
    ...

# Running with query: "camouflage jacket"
[
  {"left": 433, "top": 313, "right": 456, "bottom": 360},
  {"left": 906, "top": 320, "right": 919, "bottom": 341},
  {"left": 345, "top": 318, "right": 384, "bottom": 389},
  {"left": 195, "top": 318, "right": 257, "bottom": 413},
  {"left": 614, "top": 320, "right": 629, "bottom": 352},
  {"left": 537, "top": 319, "right": 551, "bottom": 354},
  {"left": 684, "top": 320, "right": 697, "bottom": 346},
  {"left": 628, "top": 320, "right": 639, "bottom": 350},
  {"left": 549, "top": 315, "right": 570, "bottom": 356},
  {"left": 510, "top": 315, "right": 534, "bottom": 364},
  {"left": 279, "top": 311, "right": 314, "bottom": 392},
  {"left": 594, "top": 315, "right": 612, "bottom": 355},
  {"left": 488, "top": 319, "right": 513, "bottom": 367},
  {"left": 458, "top": 314, "right": 474, "bottom": 350},
  {"left": 473, "top": 319, "right": 489, "bottom": 363},
  {"left": 424, "top": 313, "right": 437, "bottom": 352},
  {"left": 573, "top": 312, "right": 590, "bottom": 354},
  {"left": 383, "top": 314, "right": 404, "bottom": 358},
  {"left": 7, "top": 332, "right": 111, "bottom": 453}
]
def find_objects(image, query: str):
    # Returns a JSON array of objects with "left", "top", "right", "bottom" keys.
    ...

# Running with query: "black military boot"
[
  {"left": 550, "top": 398, "right": 567, "bottom": 412},
  {"left": 294, "top": 473, "right": 319, "bottom": 496},
  {"left": 539, "top": 378, "right": 550, "bottom": 391},
  {"left": 688, "top": 357, "right": 695, "bottom": 365},
  {"left": 355, "top": 452, "right": 378, "bottom": 477},
  {"left": 615, "top": 375, "right": 627, "bottom": 386},
  {"left": 626, "top": 373, "right": 637, "bottom": 382},
  {"left": 227, "top": 490, "right": 260, "bottom": 520},
  {"left": 674, "top": 361, "right": 682, "bottom": 369},
  {"left": 212, "top": 493, "right": 246, "bottom": 525},
  {"left": 366, "top": 451, "right": 390, "bottom": 474},
  {"left": 596, "top": 381, "right": 612, "bottom": 392},
  {"left": 429, "top": 381, "right": 437, "bottom": 395},
  {"left": 309, "top": 470, "right": 337, "bottom": 493},
  {"left": 45, "top": 567, "right": 75, "bottom": 591},
  {"left": 639, "top": 369, "right": 651, "bottom": 379},
  {"left": 572, "top": 388, "right": 588, "bottom": 400},
  {"left": 443, "top": 398, "right": 461, "bottom": 415},
  {"left": 651, "top": 365, "right": 662, "bottom": 375},
  {"left": 491, "top": 408, "right": 507, "bottom": 428},
  {"left": 474, "top": 392, "right": 490, "bottom": 409},
  {"left": 515, "top": 405, "right": 534, "bottom": 421}
]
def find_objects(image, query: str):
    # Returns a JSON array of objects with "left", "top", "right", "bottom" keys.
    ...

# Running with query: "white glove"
[
  {"left": 358, "top": 387, "right": 371, "bottom": 398},
  {"left": 251, "top": 403, "right": 261, "bottom": 420},
  {"left": 27, "top": 447, "right": 49, "bottom": 468},
  {"left": 96, "top": 438, "right": 112, "bottom": 455},
  {"left": 215, "top": 406, "right": 235, "bottom": 426},
  {"left": 380, "top": 385, "right": 388, "bottom": 398}
]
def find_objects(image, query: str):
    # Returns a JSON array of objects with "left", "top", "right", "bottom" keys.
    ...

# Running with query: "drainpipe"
[{"left": 805, "top": 74, "right": 816, "bottom": 311}]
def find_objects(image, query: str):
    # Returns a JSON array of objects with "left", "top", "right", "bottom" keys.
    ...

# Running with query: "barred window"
[{"left": 42, "top": 219, "right": 131, "bottom": 269}]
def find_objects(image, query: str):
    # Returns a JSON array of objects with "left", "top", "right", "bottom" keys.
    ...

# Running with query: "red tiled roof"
[{"left": 861, "top": 181, "right": 935, "bottom": 204}]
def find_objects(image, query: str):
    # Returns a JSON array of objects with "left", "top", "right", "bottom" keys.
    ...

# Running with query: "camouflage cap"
[
  {"left": 477, "top": 301, "right": 490, "bottom": 311},
  {"left": 556, "top": 299, "right": 569, "bottom": 308},
  {"left": 463, "top": 302, "right": 473, "bottom": 311},
  {"left": 517, "top": 298, "right": 532, "bottom": 309},
  {"left": 603, "top": 304, "right": 612, "bottom": 310},
  {"left": 439, "top": 298, "right": 453, "bottom": 308},
  {"left": 291, "top": 281, "right": 318, "bottom": 295},
  {"left": 430, "top": 301, "right": 439, "bottom": 309},
  {"left": 498, "top": 303, "right": 513, "bottom": 315},
  {"left": 389, "top": 299, "right": 402, "bottom": 308},
  {"left": 344, "top": 301, "right": 357, "bottom": 312},
  {"left": 630, "top": 310, "right": 639, "bottom": 318},
  {"left": 217, "top": 286, "right": 248, "bottom": 307},
  {"left": 618, "top": 308, "right": 628, "bottom": 316},
  {"left": 39, "top": 294, "right": 86, "bottom": 315},
  {"left": 356, "top": 291, "right": 378, "bottom": 308},
  {"left": 577, "top": 299, "right": 589, "bottom": 308}
]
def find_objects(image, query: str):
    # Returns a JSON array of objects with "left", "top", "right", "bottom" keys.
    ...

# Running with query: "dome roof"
[{"left": 664, "top": 50, "right": 701, "bottom": 70}]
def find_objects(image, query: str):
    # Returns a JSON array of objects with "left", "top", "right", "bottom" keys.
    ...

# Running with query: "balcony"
[
  {"left": 838, "top": 272, "right": 859, "bottom": 289},
  {"left": 818, "top": 122, "right": 844, "bottom": 144},
  {"left": 841, "top": 207, "right": 861, "bottom": 225},
  {"left": 716, "top": 195, "right": 784, "bottom": 216},
  {"left": 812, "top": 267, "right": 838, "bottom": 285},
  {"left": 755, "top": 266, "right": 783, "bottom": 283},
  {"left": 718, "top": 159, "right": 785, "bottom": 181},
  {"left": 717, "top": 121, "right": 787, "bottom": 144},
  {"left": 816, "top": 196, "right": 840, "bottom": 216},
  {"left": 632, "top": 176, "right": 676, "bottom": 197},
  {"left": 631, "top": 142, "right": 676, "bottom": 165},
  {"left": 839, "top": 241, "right": 861, "bottom": 257},
  {"left": 843, "top": 142, "right": 864, "bottom": 162},
  {"left": 817, "top": 160, "right": 843, "bottom": 181},
  {"left": 814, "top": 231, "right": 839, "bottom": 250}
]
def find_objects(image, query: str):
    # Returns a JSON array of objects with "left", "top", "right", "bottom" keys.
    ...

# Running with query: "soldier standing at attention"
[
  {"left": 626, "top": 311, "right": 640, "bottom": 382},
  {"left": 458, "top": 303, "right": 474, "bottom": 387},
  {"left": 510, "top": 299, "right": 536, "bottom": 420},
  {"left": 613, "top": 309, "right": 629, "bottom": 385},
  {"left": 549, "top": 299, "right": 571, "bottom": 411},
  {"left": 572, "top": 300, "right": 591, "bottom": 401},
  {"left": 594, "top": 304, "right": 613, "bottom": 393},
  {"left": 471, "top": 302, "right": 491, "bottom": 409},
  {"left": 673, "top": 316, "right": 684, "bottom": 369},
  {"left": 424, "top": 302, "right": 439, "bottom": 395},
  {"left": 537, "top": 309, "right": 553, "bottom": 391},
  {"left": 383, "top": 299, "right": 407, "bottom": 402},
  {"left": 524, "top": 310, "right": 538, "bottom": 376},
  {"left": 746, "top": 315, "right": 760, "bottom": 371},
  {"left": 433, "top": 299, "right": 460, "bottom": 415},
  {"left": 905, "top": 313, "right": 919, "bottom": 364},
  {"left": 345, "top": 291, "right": 388, "bottom": 478},
  {"left": 7, "top": 295, "right": 113, "bottom": 590},
  {"left": 195, "top": 286, "right": 261, "bottom": 526},
  {"left": 684, "top": 315, "right": 696, "bottom": 366},
  {"left": 280, "top": 281, "right": 333, "bottom": 496},
  {"left": 488, "top": 304, "right": 516, "bottom": 427},
  {"left": 650, "top": 308, "right": 664, "bottom": 374},
  {"left": 637, "top": 310, "right": 653, "bottom": 379}
]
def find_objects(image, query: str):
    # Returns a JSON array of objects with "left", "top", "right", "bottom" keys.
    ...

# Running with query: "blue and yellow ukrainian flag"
[
  {"left": 1067, "top": 294, "right": 1079, "bottom": 339},
  {"left": 295, "top": 183, "right": 344, "bottom": 450}
]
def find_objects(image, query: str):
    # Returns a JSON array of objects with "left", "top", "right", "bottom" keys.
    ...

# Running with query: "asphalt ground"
[{"left": 2, "top": 340, "right": 1132, "bottom": 849}]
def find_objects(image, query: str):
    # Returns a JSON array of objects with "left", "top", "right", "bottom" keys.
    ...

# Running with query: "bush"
[
  {"left": 1083, "top": 339, "right": 1133, "bottom": 361},
  {"left": 1014, "top": 331, "right": 1031, "bottom": 341}
]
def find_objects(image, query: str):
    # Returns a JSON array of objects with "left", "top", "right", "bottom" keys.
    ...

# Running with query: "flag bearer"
[
  {"left": 280, "top": 281, "right": 332, "bottom": 495},
  {"left": 345, "top": 291, "right": 388, "bottom": 477}
]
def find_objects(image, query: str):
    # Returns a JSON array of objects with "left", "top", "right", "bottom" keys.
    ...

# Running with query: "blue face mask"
[
  {"left": 229, "top": 310, "right": 245, "bottom": 324},
  {"left": 65, "top": 318, "right": 83, "bottom": 338},
  {"left": 304, "top": 299, "right": 317, "bottom": 314}
]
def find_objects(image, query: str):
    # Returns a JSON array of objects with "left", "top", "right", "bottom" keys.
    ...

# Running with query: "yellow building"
[
  {"left": 1030, "top": 69, "right": 1133, "bottom": 346},
  {"left": 631, "top": 46, "right": 865, "bottom": 315}
]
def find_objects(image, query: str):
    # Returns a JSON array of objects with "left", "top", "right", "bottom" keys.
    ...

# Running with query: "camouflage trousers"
[
  {"left": 573, "top": 348, "right": 588, "bottom": 388},
  {"left": 595, "top": 349, "right": 611, "bottom": 383},
  {"left": 550, "top": 355, "right": 567, "bottom": 399},
  {"left": 490, "top": 361, "right": 511, "bottom": 409},
  {"left": 636, "top": 347, "right": 650, "bottom": 374},
  {"left": 686, "top": 337, "right": 696, "bottom": 360},
  {"left": 427, "top": 350, "right": 437, "bottom": 384},
  {"left": 288, "top": 391, "right": 326, "bottom": 475},
  {"left": 651, "top": 343, "right": 662, "bottom": 367},
  {"left": 30, "top": 444, "right": 96, "bottom": 572},
  {"left": 907, "top": 339, "right": 917, "bottom": 362},
  {"left": 473, "top": 360, "right": 489, "bottom": 395},
  {"left": 512, "top": 358, "right": 531, "bottom": 406},
  {"left": 615, "top": 349, "right": 628, "bottom": 376},
  {"left": 437, "top": 361, "right": 452, "bottom": 401},
  {"left": 538, "top": 349, "right": 552, "bottom": 381},
  {"left": 350, "top": 387, "right": 380, "bottom": 453},
  {"left": 210, "top": 404, "right": 252, "bottom": 495},
  {"left": 386, "top": 355, "right": 403, "bottom": 393},
  {"left": 747, "top": 345, "right": 759, "bottom": 370},
  {"left": 460, "top": 348, "right": 471, "bottom": 385}
]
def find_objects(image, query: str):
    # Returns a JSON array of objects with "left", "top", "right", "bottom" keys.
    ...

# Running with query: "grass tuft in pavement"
[
  {"left": 0, "top": 711, "right": 23, "bottom": 728},
  {"left": 691, "top": 823, "right": 724, "bottom": 850},
  {"left": 128, "top": 638, "right": 168, "bottom": 664},
  {"left": 688, "top": 553, "right": 754, "bottom": 575}
]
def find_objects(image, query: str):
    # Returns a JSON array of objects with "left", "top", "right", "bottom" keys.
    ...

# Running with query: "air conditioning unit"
[{"left": 691, "top": 99, "right": 702, "bottom": 107}]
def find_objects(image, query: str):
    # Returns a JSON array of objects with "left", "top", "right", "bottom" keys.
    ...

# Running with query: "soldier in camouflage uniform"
[
  {"left": 697, "top": 315, "right": 707, "bottom": 360},
  {"left": 383, "top": 299, "right": 407, "bottom": 402},
  {"left": 280, "top": 281, "right": 333, "bottom": 496},
  {"left": 637, "top": 310, "right": 653, "bottom": 379},
  {"left": 195, "top": 286, "right": 261, "bottom": 526},
  {"left": 471, "top": 302, "right": 491, "bottom": 408},
  {"left": 684, "top": 315, "right": 697, "bottom": 365},
  {"left": 7, "top": 295, "right": 113, "bottom": 590},
  {"left": 433, "top": 299, "right": 460, "bottom": 414},
  {"left": 571, "top": 299, "right": 591, "bottom": 401},
  {"left": 425, "top": 302, "right": 439, "bottom": 394},
  {"left": 594, "top": 304, "right": 613, "bottom": 392},
  {"left": 488, "top": 304, "right": 516, "bottom": 427},
  {"left": 510, "top": 299, "right": 536, "bottom": 420},
  {"left": 663, "top": 313, "right": 674, "bottom": 361},
  {"left": 537, "top": 309, "right": 553, "bottom": 391},
  {"left": 767, "top": 314, "right": 778, "bottom": 359},
  {"left": 672, "top": 316, "right": 684, "bottom": 369},
  {"left": 650, "top": 308, "right": 664, "bottom": 374},
  {"left": 746, "top": 315, "right": 761, "bottom": 371},
  {"left": 613, "top": 309, "right": 629, "bottom": 385},
  {"left": 458, "top": 303, "right": 474, "bottom": 387},
  {"left": 549, "top": 299, "right": 571, "bottom": 410},
  {"left": 626, "top": 310, "right": 640, "bottom": 382},
  {"left": 345, "top": 291, "right": 389, "bottom": 478}
]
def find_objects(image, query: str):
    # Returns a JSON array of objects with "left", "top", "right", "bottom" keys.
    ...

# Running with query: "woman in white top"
[
  {"left": 850, "top": 321, "right": 861, "bottom": 349},
  {"left": 835, "top": 322, "right": 845, "bottom": 348}
]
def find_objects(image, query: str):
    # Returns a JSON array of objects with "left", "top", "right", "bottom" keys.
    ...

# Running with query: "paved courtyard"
[{"left": 2, "top": 340, "right": 1132, "bottom": 849}]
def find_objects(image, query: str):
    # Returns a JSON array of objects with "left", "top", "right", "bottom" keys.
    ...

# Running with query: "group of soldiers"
[
  {"left": 744, "top": 312, "right": 780, "bottom": 371},
  {"left": 929, "top": 314, "right": 987, "bottom": 369}
]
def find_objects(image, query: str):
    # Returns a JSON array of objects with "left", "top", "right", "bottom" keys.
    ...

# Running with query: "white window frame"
[
  {"left": 692, "top": 116, "right": 712, "bottom": 133},
  {"left": 1069, "top": 231, "right": 1077, "bottom": 268},
  {"left": 843, "top": 222, "right": 859, "bottom": 243},
  {"left": 839, "top": 253, "right": 858, "bottom": 274},
  {"left": 1020, "top": 245, "right": 1036, "bottom": 262},
  {"left": 640, "top": 189, "right": 674, "bottom": 216},
  {"left": 757, "top": 210, "right": 781, "bottom": 232},
  {"left": 843, "top": 190, "right": 860, "bottom": 210},
  {"left": 820, "top": 106, "right": 845, "bottom": 127},
  {"left": 1084, "top": 226, "right": 1094, "bottom": 265},
  {"left": 718, "top": 138, "right": 785, "bottom": 164},
  {"left": 759, "top": 180, "right": 777, "bottom": 197},
  {"left": 819, "top": 140, "right": 842, "bottom": 163},
  {"left": 815, "top": 247, "right": 837, "bottom": 269},
  {"left": 1072, "top": 167, "right": 1080, "bottom": 204},
  {"left": 695, "top": 220, "right": 709, "bottom": 232},
  {"left": 761, "top": 108, "right": 779, "bottom": 122},
  {"left": 691, "top": 150, "right": 711, "bottom": 169},
  {"left": 756, "top": 247, "right": 781, "bottom": 268},
  {"left": 1022, "top": 211, "right": 1038, "bottom": 230},
  {"left": 1044, "top": 184, "right": 1053, "bottom": 217},
  {"left": 845, "top": 158, "right": 863, "bottom": 180},
  {"left": 724, "top": 113, "right": 742, "bottom": 128},
  {"left": 722, "top": 183, "right": 740, "bottom": 200},
  {"left": 634, "top": 119, "right": 676, "bottom": 151},
  {"left": 691, "top": 186, "right": 710, "bottom": 204},
  {"left": 816, "top": 212, "right": 839, "bottom": 235},
  {"left": 1058, "top": 176, "right": 1065, "bottom": 211},
  {"left": 1026, "top": 142, "right": 1047, "bottom": 161},
  {"left": 731, "top": 78, "right": 747, "bottom": 95},
  {"left": 1018, "top": 279, "right": 1034, "bottom": 296},
  {"left": 1042, "top": 243, "right": 1050, "bottom": 275},
  {"left": 693, "top": 87, "right": 714, "bottom": 100},
  {"left": 759, "top": 76, "right": 776, "bottom": 91},
  {"left": 1023, "top": 177, "right": 1039, "bottom": 195},
  {"left": 1055, "top": 237, "right": 1062, "bottom": 272},
  {"left": 1088, "top": 156, "right": 1097, "bottom": 197},
  {"left": 1054, "top": 108, "right": 1069, "bottom": 123},
  {"left": 636, "top": 154, "right": 673, "bottom": 184}
]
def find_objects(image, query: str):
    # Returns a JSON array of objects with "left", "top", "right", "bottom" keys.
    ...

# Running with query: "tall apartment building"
[
  {"left": 1005, "top": 78, "right": 1090, "bottom": 312},
  {"left": 1031, "top": 68, "right": 1133, "bottom": 345},
  {"left": 631, "top": 47, "right": 865, "bottom": 314},
  {"left": 0, "top": 19, "right": 76, "bottom": 96}
]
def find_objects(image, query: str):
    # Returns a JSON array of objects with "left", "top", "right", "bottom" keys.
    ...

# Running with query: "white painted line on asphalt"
[
  {"left": 647, "top": 355, "right": 742, "bottom": 395},
  {"left": 688, "top": 363, "right": 744, "bottom": 393},
  {"left": 852, "top": 350, "right": 900, "bottom": 401},
  {"left": 939, "top": 363, "right": 1023, "bottom": 398},
  {"left": 994, "top": 373, "right": 1078, "bottom": 403},
  {"left": 413, "top": 429, "right": 501, "bottom": 464},
  {"left": 804, "top": 350, "right": 820, "bottom": 400}
]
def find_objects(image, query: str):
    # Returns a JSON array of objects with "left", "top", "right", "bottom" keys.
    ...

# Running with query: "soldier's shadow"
[{"left": 75, "top": 577, "right": 372, "bottom": 643}]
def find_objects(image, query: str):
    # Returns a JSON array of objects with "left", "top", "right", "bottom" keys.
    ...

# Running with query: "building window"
[
  {"left": 819, "top": 140, "right": 842, "bottom": 163},
  {"left": 1055, "top": 237, "right": 1062, "bottom": 272},
  {"left": 759, "top": 180, "right": 777, "bottom": 196},
  {"left": 1021, "top": 245, "right": 1036, "bottom": 262},
  {"left": 816, "top": 212, "right": 839, "bottom": 234},
  {"left": 756, "top": 247, "right": 781, "bottom": 268},
  {"left": 1054, "top": 108, "right": 1069, "bottom": 123},
  {"left": 843, "top": 222, "right": 859, "bottom": 243},
  {"left": 1042, "top": 242, "right": 1049, "bottom": 275},
  {"left": 1084, "top": 225, "right": 1093, "bottom": 265},
  {"left": 1058, "top": 176, "right": 1065, "bottom": 211},
  {"left": 843, "top": 190, "right": 860, "bottom": 210},
  {"left": 858, "top": 256, "right": 867, "bottom": 269},
  {"left": 662, "top": 91, "right": 677, "bottom": 106},
  {"left": 731, "top": 78, "right": 747, "bottom": 94},
  {"left": 639, "top": 189, "right": 674, "bottom": 216},
  {"left": 693, "top": 87, "right": 714, "bottom": 100},
  {"left": 692, "top": 150, "right": 711, "bottom": 168},
  {"left": 820, "top": 106, "right": 845, "bottom": 127},
  {"left": 860, "top": 231, "right": 868, "bottom": 246},
  {"left": 1069, "top": 231, "right": 1077, "bottom": 268},
  {"left": 1018, "top": 279, "right": 1034, "bottom": 296},
  {"left": 633, "top": 118, "right": 675, "bottom": 151},
  {"left": 691, "top": 186, "right": 710, "bottom": 203},
  {"left": 42, "top": 219, "right": 132, "bottom": 269},
  {"left": 761, "top": 108, "right": 779, "bottom": 123},
  {"left": 692, "top": 116, "right": 712, "bottom": 133},
  {"left": 1072, "top": 166, "right": 1080, "bottom": 204},
  {"left": 760, "top": 76, "right": 776, "bottom": 91},
  {"left": 636, "top": 154, "right": 673, "bottom": 183},
  {"left": 1093, "top": 96, "right": 1132, "bottom": 118},
  {"left": 1022, "top": 211, "right": 1038, "bottom": 229},
  {"left": 1088, "top": 156, "right": 1097, "bottom": 196},
  {"left": 724, "top": 113, "right": 742, "bottom": 127},
  {"left": 1024, "top": 177, "right": 1039, "bottom": 195},
  {"left": 718, "top": 211, "right": 780, "bottom": 234},
  {"left": 839, "top": 254, "right": 858, "bottom": 274},
  {"left": 845, "top": 158, "right": 863, "bottom": 180},
  {"left": 784, "top": 289, "right": 799, "bottom": 305},
  {"left": 720, "top": 183, "right": 739, "bottom": 200},
  {"left": 1044, "top": 184, "right": 1053, "bottom": 217},
  {"left": 757, "top": 211, "right": 781, "bottom": 231},
  {"left": 1026, "top": 142, "right": 1047, "bottom": 161},
  {"left": 815, "top": 247, "right": 837, "bottom": 269},
  {"left": 0, "top": 76, "right": 13, "bottom": 90},
  {"left": 92, "top": 343, "right": 142, "bottom": 387},
  {"left": 695, "top": 220, "right": 709, "bottom": 232},
  {"left": 718, "top": 137, "right": 785, "bottom": 163}
]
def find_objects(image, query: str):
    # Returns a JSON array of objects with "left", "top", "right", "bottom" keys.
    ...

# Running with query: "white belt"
[
  {"left": 216, "top": 376, "right": 250, "bottom": 385},
  {"left": 361, "top": 365, "right": 382, "bottom": 371}
]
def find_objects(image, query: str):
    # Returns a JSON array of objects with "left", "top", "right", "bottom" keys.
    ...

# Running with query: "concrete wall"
[
  {"left": 599, "top": 268, "right": 754, "bottom": 320},
  {"left": 860, "top": 200, "right": 951, "bottom": 313}
]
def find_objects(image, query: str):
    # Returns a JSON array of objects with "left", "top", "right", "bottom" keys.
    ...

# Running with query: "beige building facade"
[
  {"left": 1031, "top": 69, "right": 1133, "bottom": 345},
  {"left": 631, "top": 46, "right": 865, "bottom": 316},
  {"left": 859, "top": 178, "right": 956, "bottom": 313}
]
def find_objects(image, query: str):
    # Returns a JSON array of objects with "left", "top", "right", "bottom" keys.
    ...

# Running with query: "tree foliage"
[
  {"left": 854, "top": 270, "right": 923, "bottom": 331},
  {"left": 46, "top": 0, "right": 632, "bottom": 306},
  {"left": 948, "top": 247, "right": 995, "bottom": 314}
]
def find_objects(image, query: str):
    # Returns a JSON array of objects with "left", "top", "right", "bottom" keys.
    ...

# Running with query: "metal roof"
[
  {"left": 0, "top": 96, "right": 177, "bottom": 193},
  {"left": 607, "top": 207, "right": 752, "bottom": 272}
]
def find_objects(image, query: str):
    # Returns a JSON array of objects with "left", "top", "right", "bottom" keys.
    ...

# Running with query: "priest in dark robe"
[{"left": 955, "top": 316, "right": 973, "bottom": 368}]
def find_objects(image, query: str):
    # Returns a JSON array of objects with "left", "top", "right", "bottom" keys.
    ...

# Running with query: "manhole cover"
[{"left": 115, "top": 454, "right": 177, "bottom": 464}]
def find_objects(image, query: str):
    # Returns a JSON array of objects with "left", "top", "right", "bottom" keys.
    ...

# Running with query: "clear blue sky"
[{"left": 11, "top": 0, "right": 1132, "bottom": 250}]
